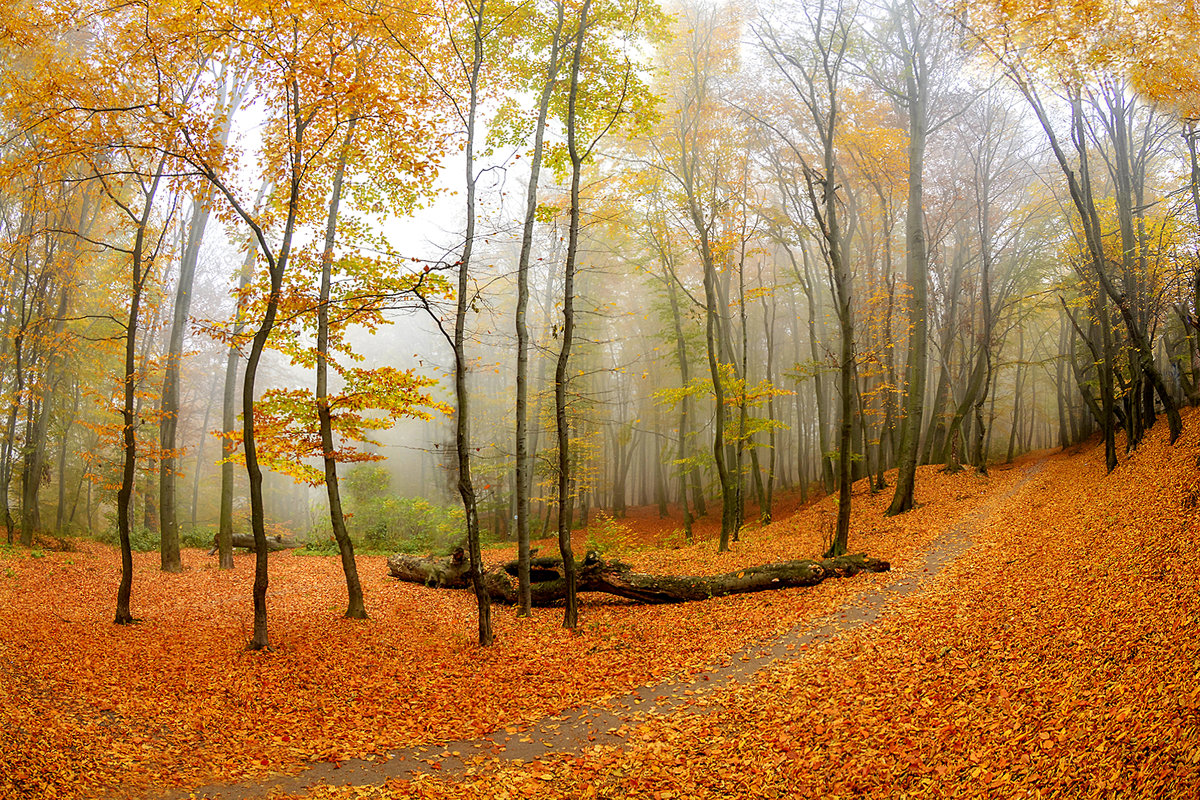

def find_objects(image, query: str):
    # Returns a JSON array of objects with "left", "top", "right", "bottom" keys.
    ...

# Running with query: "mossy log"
[
  {"left": 386, "top": 547, "right": 470, "bottom": 587},
  {"left": 208, "top": 533, "right": 300, "bottom": 555},
  {"left": 387, "top": 550, "right": 889, "bottom": 605}
]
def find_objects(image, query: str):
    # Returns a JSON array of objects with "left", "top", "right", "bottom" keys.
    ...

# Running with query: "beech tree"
[{"left": 754, "top": 0, "right": 858, "bottom": 556}]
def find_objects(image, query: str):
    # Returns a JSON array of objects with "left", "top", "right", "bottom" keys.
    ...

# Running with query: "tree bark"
[
  {"left": 887, "top": 0, "right": 930, "bottom": 517},
  {"left": 513, "top": 1, "right": 564, "bottom": 618},
  {"left": 316, "top": 116, "right": 367, "bottom": 620},
  {"left": 387, "top": 550, "right": 890, "bottom": 605},
  {"left": 209, "top": 532, "right": 299, "bottom": 553},
  {"left": 448, "top": 0, "right": 494, "bottom": 646},
  {"left": 555, "top": 0, "right": 591, "bottom": 628},
  {"left": 109, "top": 158, "right": 168, "bottom": 624}
]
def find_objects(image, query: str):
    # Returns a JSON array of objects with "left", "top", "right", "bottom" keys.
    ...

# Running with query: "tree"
[
  {"left": 170, "top": 0, "right": 437, "bottom": 648},
  {"left": 504, "top": 0, "right": 567, "bottom": 618},
  {"left": 878, "top": 0, "right": 955, "bottom": 515},
  {"left": 638, "top": 0, "right": 743, "bottom": 552},
  {"left": 754, "top": 0, "right": 858, "bottom": 556},
  {"left": 159, "top": 55, "right": 246, "bottom": 573},
  {"left": 551, "top": 0, "right": 663, "bottom": 626},
  {"left": 962, "top": 0, "right": 1184, "bottom": 467}
]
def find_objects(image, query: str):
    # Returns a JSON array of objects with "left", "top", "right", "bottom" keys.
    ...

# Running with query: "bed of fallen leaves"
[
  {"left": 270, "top": 411, "right": 1200, "bottom": 800},
  {"left": 1, "top": 448, "right": 1085, "bottom": 800}
]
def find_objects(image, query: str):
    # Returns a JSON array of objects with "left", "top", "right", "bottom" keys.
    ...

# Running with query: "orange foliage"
[
  {"left": 332, "top": 414, "right": 1200, "bottom": 799},
  {"left": 4, "top": 414, "right": 1200, "bottom": 798}
]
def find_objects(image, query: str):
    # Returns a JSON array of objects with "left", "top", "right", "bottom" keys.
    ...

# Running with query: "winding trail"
[{"left": 180, "top": 460, "right": 1045, "bottom": 800}]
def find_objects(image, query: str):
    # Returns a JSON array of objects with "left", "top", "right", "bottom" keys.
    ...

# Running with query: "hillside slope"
[{"left": 343, "top": 412, "right": 1200, "bottom": 799}]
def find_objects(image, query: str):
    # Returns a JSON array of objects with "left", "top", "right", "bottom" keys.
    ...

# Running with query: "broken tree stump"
[{"left": 387, "top": 550, "right": 889, "bottom": 605}]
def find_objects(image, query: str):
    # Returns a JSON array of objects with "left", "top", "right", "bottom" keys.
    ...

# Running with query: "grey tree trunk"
[
  {"left": 160, "top": 69, "right": 241, "bottom": 572},
  {"left": 887, "top": 1, "right": 930, "bottom": 517}
]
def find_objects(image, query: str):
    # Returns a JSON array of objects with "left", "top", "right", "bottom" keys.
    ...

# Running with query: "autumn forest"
[{"left": 2, "top": 0, "right": 1199, "bottom": 797}]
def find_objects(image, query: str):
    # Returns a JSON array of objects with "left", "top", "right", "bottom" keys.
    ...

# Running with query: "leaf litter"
[{"left": 5, "top": 414, "right": 1196, "bottom": 799}]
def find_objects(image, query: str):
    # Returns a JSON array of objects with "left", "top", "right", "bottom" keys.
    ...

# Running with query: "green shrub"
[
  {"left": 180, "top": 526, "right": 215, "bottom": 550},
  {"left": 307, "top": 466, "right": 466, "bottom": 555},
  {"left": 95, "top": 523, "right": 159, "bottom": 552},
  {"left": 584, "top": 512, "right": 639, "bottom": 556},
  {"left": 95, "top": 520, "right": 159, "bottom": 552}
]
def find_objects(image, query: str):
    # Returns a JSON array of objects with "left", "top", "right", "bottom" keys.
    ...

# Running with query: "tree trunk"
[
  {"left": 448, "top": 2, "right": 494, "bottom": 646},
  {"left": 159, "top": 205, "right": 204, "bottom": 574},
  {"left": 887, "top": 5, "right": 929, "bottom": 517},
  {"left": 316, "top": 116, "right": 367, "bottom": 620},
  {"left": 209, "top": 532, "right": 299, "bottom": 553},
  {"left": 388, "top": 550, "right": 889, "bottom": 605},
  {"left": 189, "top": 375, "right": 217, "bottom": 533},
  {"left": 114, "top": 160, "right": 167, "bottom": 624},
  {"left": 513, "top": 3, "right": 565, "bottom": 618},
  {"left": 555, "top": 2, "right": 591, "bottom": 628},
  {"left": 161, "top": 67, "right": 242, "bottom": 573}
]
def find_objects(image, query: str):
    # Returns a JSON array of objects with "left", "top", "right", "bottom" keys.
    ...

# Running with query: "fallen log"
[
  {"left": 387, "top": 550, "right": 889, "bottom": 605},
  {"left": 208, "top": 533, "right": 301, "bottom": 555},
  {"left": 386, "top": 547, "right": 470, "bottom": 587}
]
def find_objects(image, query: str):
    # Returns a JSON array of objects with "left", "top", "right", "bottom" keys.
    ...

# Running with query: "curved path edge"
[{"left": 176, "top": 461, "right": 1046, "bottom": 800}]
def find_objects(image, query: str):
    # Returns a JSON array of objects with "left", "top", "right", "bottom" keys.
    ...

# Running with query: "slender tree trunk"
[
  {"left": 158, "top": 206, "right": 204, "bottom": 574},
  {"left": 664, "top": 268, "right": 694, "bottom": 542},
  {"left": 1021, "top": 83, "right": 1182, "bottom": 443},
  {"left": 55, "top": 383, "right": 80, "bottom": 535},
  {"left": 556, "top": 1, "right": 591, "bottom": 628},
  {"left": 116, "top": 162, "right": 167, "bottom": 625},
  {"left": 190, "top": 376, "right": 215, "bottom": 533},
  {"left": 240, "top": 82, "right": 310, "bottom": 651},
  {"left": 21, "top": 284, "right": 70, "bottom": 545},
  {"left": 218, "top": 246, "right": 254, "bottom": 571},
  {"left": 219, "top": 181, "right": 268, "bottom": 571},
  {"left": 513, "top": 3, "right": 564, "bottom": 617},
  {"left": 450, "top": 6, "right": 494, "bottom": 646},
  {"left": 316, "top": 118, "right": 367, "bottom": 620}
]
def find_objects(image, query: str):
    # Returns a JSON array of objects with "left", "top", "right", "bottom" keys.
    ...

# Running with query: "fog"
[{"left": 1, "top": 0, "right": 1194, "bottom": 567}]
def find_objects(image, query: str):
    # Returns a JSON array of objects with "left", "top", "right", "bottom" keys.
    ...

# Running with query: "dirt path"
[{"left": 179, "top": 461, "right": 1045, "bottom": 800}]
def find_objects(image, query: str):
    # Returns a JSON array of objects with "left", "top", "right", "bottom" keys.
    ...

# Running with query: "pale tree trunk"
[
  {"left": 160, "top": 66, "right": 242, "bottom": 572},
  {"left": 758, "top": 266, "right": 777, "bottom": 523},
  {"left": 663, "top": 265, "right": 694, "bottom": 541},
  {"left": 21, "top": 283, "right": 71, "bottom": 546},
  {"left": 189, "top": 375, "right": 216, "bottom": 533},
  {"left": 55, "top": 382, "right": 80, "bottom": 535},
  {"left": 887, "top": 0, "right": 930, "bottom": 516},
  {"left": 158, "top": 205, "right": 202, "bottom": 573}
]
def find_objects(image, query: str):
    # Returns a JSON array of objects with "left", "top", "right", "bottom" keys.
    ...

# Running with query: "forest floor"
[{"left": 2, "top": 412, "right": 1200, "bottom": 799}]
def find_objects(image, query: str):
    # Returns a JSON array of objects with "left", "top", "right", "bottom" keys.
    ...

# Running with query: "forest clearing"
[{"left": 3, "top": 411, "right": 1199, "bottom": 800}]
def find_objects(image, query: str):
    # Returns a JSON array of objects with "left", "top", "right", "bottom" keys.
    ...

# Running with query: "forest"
[{"left": 1, "top": 0, "right": 1199, "bottom": 797}]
